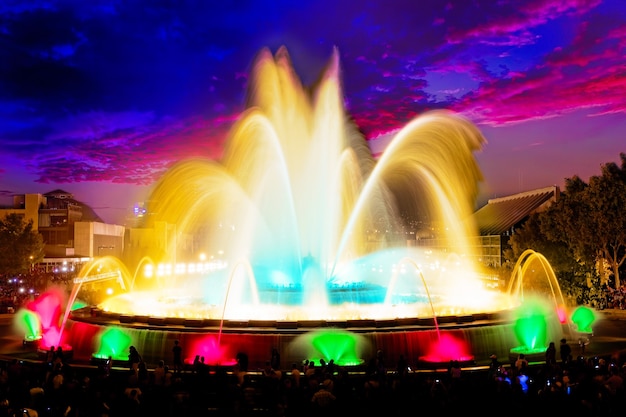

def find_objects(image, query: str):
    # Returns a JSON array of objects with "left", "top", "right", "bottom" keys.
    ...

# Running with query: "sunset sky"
[{"left": 1, "top": 0, "right": 624, "bottom": 225}]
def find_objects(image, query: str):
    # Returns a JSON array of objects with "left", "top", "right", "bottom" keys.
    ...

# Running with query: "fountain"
[
  {"left": 13, "top": 47, "right": 571, "bottom": 370},
  {"left": 506, "top": 250, "right": 574, "bottom": 361},
  {"left": 15, "top": 308, "right": 42, "bottom": 345}
]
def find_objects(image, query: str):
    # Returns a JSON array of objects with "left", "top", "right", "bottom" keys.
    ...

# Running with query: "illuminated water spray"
[
  {"left": 15, "top": 308, "right": 41, "bottom": 343},
  {"left": 17, "top": 47, "right": 562, "bottom": 367},
  {"left": 97, "top": 47, "right": 511, "bottom": 324},
  {"left": 289, "top": 329, "right": 368, "bottom": 367},
  {"left": 571, "top": 306, "right": 596, "bottom": 334},
  {"left": 93, "top": 327, "right": 132, "bottom": 361},
  {"left": 508, "top": 250, "right": 572, "bottom": 358}
]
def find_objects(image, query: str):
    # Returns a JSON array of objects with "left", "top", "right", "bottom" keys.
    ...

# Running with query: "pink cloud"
[
  {"left": 453, "top": 11, "right": 626, "bottom": 126},
  {"left": 32, "top": 113, "right": 234, "bottom": 185},
  {"left": 446, "top": 0, "right": 601, "bottom": 46}
]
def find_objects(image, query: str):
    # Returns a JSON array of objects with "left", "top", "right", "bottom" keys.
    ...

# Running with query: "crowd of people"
[
  {"left": 0, "top": 339, "right": 625, "bottom": 417},
  {"left": 0, "top": 269, "right": 76, "bottom": 314},
  {"left": 600, "top": 285, "right": 626, "bottom": 310}
]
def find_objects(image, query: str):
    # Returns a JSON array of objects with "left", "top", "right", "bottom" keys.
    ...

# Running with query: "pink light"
[
  {"left": 187, "top": 335, "right": 237, "bottom": 366},
  {"left": 421, "top": 333, "right": 473, "bottom": 363},
  {"left": 556, "top": 305, "right": 568, "bottom": 324},
  {"left": 41, "top": 327, "right": 61, "bottom": 348},
  {"left": 29, "top": 289, "right": 64, "bottom": 330}
]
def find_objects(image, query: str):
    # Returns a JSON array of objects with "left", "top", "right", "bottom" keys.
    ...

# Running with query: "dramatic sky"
[{"left": 1, "top": 0, "right": 624, "bottom": 225}]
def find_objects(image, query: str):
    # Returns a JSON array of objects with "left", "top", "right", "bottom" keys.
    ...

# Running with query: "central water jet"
[{"left": 95, "top": 46, "right": 514, "bottom": 324}]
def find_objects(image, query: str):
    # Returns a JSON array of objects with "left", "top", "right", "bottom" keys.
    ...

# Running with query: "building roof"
[
  {"left": 473, "top": 186, "right": 559, "bottom": 235},
  {"left": 44, "top": 189, "right": 74, "bottom": 199},
  {"left": 44, "top": 189, "right": 104, "bottom": 222}
]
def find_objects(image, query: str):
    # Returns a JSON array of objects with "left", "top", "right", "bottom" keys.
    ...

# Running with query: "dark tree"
[
  {"left": 0, "top": 213, "right": 45, "bottom": 275},
  {"left": 507, "top": 214, "right": 580, "bottom": 271},
  {"left": 539, "top": 153, "right": 626, "bottom": 289}
]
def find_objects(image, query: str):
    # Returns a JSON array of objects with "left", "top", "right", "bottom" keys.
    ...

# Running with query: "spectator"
[
  {"left": 560, "top": 338, "right": 572, "bottom": 365},
  {"left": 545, "top": 342, "right": 557, "bottom": 366},
  {"left": 515, "top": 353, "right": 529, "bottom": 372},
  {"left": 290, "top": 362, "right": 301, "bottom": 388},
  {"left": 270, "top": 347, "right": 281, "bottom": 371},
  {"left": 153, "top": 360, "right": 166, "bottom": 386},
  {"left": 172, "top": 340, "right": 183, "bottom": 373},
  {"left": 128, "top": 346, "right": 141, "bottom": 371},
  {"left": 311, "top": 379, "right": 336, "bottom": 410},
  {"left": 487, "top": 354, "right": 501, "bottom": 381}
]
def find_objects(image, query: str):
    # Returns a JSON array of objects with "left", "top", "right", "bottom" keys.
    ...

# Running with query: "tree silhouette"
[
  {"left": 540, "top": 153, "right": 626, "bottom": 290},
  {"left": 0, "top": 213, "right": 45, "bottom": 275}
]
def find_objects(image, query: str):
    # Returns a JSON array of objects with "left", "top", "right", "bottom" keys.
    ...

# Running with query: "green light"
[
  {"left": 93, "top": 327, "right": 132, "bottom": 361},
  {"left": 15, "top": 309, "right": 41, "bottom": 339},
  {"left": 571, "top": 306, "right": 595, "bottom": 333},
  {"left": 309, "top": 330, "right": 364, "bottom": 366},
  {"left": 513, "top": 299, "right": 549, "bottom": 350}
]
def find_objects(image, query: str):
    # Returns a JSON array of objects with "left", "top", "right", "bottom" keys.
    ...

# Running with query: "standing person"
[
  {"left": 45, "top": 346, "right": 56, "bottom": 365},
  {"left": 104, "top": 356, "right": 113, "bottom": 378},
  {"left": 44, "top": 346, "right": 56, "bottom": 380},
  {"left": 153, "top": 360, "right": 166, "bottom": 386},
  {"left": 487, "top": 354, "right": 501, "bottom": 381},
  {"left": 128, "top": 345, "right": 142, "bottom": 371},
  {"left": 236, "top": 351, "right": 249, "bottom": 372},
  {"left": 311, "top": 379, "right": 336, "bottom": 410},
  {"left": 54, "top": 346, "right": 65, "bottom": 366},
  {"left": 375, "top": 349, "right": 386, "bottom": 376},
  {"left": 560, "top": 338, "right": 572, "bottom": 365},
  {"left": 396, "top": 354, "right": 409, "bottom": 378},
  {"left": 545, "top": 341, "right": 557, "bottom": 366},
  {"left": 290, "top": 362, "right": 301, "bottom": 388},
  {"left": 270, "top": 347, "right": 281, "bottom": 371},
  {"left": 449, "top": 359, "right": 462, "bottom": 380},
  {"left": 172, "top": 339, "right": 183, "bottom": 373},
  {"left": 515, "top": 353, "right": 529, "bottom": 372}
]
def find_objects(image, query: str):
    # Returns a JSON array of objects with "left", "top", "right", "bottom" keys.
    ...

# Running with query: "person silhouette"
[
  {"left": 515, "top": 353, "right": 529, "bottom": 371},
  {"left": 270, "top": 347, "right": 281, "bottom": 371},
  {"left": 128, "top": 345, "right": 142, "bottom": 371},
  {"left": 172, "top": 340, "right": 183, "bottom": 373},
  {"left": 560, "top": 338, "right": 572, "bottom": 364},
  {"left": 487, "top": 354, "right": 501, "bottom": 381},
  {"left": 545, "top": 341, "right": 557, "bottom": 366}
]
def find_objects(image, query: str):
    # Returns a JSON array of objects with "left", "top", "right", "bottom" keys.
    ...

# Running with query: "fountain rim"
[{"left": 69, "top": 306, "right": 514, "bottom": 334}]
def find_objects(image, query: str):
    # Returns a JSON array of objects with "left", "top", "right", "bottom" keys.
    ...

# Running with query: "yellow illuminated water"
[{"left": 93, "top": 47, "right": 518, "bottom": 321}]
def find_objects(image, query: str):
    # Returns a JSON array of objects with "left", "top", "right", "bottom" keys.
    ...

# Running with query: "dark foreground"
[
  {"left": 2, "top": 310, "right": 626, "bottom": 417},
  {"left": 1, "top": 351, "right": 625, "bottom": 417}
]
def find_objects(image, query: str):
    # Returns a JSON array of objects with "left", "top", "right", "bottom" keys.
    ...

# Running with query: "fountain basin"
[{"left": 66, "top": 306, "right": 519, "bottom": 370}]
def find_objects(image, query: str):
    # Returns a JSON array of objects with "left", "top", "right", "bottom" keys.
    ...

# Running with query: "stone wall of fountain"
[{"left": 64, "top": 309, "right": 521, "bottom": 369}]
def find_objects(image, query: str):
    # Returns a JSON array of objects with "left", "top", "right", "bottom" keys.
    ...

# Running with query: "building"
[
  {"left": 412, "top": 185, "right": 560, "bottom": 268},
  {"left": 2, "top": 185, "right": 560, "bottom": 275},
  {"left": 0, "top": 190, "right": 124, "bottom": 271},
  {"left": 471, "top": 185, "right": 560, "bottom": 267}
]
